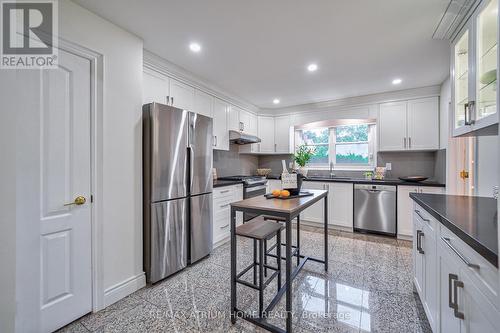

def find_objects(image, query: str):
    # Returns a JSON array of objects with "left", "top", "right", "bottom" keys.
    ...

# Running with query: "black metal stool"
[
  {"left": 262, "top": 214, "right": 301, "bottom": 276},
  {"left": 234, "top": 216, "right": 283, "bottom": 316}
]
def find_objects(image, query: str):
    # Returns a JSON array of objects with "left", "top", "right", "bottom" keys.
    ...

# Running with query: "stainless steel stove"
[{"left": 217, "top": 175, "right": 268, "bottom": 221}]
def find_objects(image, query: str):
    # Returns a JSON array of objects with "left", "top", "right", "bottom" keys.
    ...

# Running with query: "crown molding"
[
  {"left": 143, "top": 49, "right": 259, "bottom": 114},
  {"left": 259, "top": 85, "right": 442, "bottom": 116}
]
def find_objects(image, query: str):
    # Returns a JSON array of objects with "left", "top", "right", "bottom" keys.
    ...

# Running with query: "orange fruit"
[
  {"left": 280, "top": 190, "right": 290, "bottom": 197},
  {"left": 272, "top": 189, "right": 281, "bottom": 197}
]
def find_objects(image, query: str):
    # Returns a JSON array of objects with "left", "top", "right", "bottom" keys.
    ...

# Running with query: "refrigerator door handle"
[{"left": 188, "top": 145, "right": 194, "bottom": 190}]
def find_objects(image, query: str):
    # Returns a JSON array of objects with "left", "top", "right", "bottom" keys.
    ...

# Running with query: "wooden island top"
[{"left": 230, "top": 189, "right": 328, "bottom": 218}]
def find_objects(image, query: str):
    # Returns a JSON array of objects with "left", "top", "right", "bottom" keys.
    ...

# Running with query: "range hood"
[{"left": 229, "top": 130, "right": 261, "bottom": 145}]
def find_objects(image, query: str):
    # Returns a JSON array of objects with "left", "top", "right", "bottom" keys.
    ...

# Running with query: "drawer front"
[
  {"left": 439, "top": 225, "right": 499, "bottom": 310},
  {"left": 413, "top": 203, "right": 437, "bottom": 233},
  {"left": 213, "top": 184, "right": 243, "bottom": 200},
  {"left": 213, "top": 208, "right": 230, "bottom": 243}
]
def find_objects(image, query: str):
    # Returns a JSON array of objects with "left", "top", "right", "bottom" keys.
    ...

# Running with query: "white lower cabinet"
[
  {"left": 301, "top": 182, "right": 327, "bottom": 223},
  {"left": 398, "top": 186, "right": 445, "bottom": 239},
  {"left": 328, "top": 183, "right": 353, "bottom": 230},
  {"left": 212, "top": 184, "right": 243, "bottom": 245},
  {"left": 412, "top": 200, "right": 500, "bottom": 333}
]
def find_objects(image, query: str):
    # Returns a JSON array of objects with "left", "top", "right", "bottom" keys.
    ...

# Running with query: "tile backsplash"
[{"left": 213, "top": 146, "right": 446, "bottom": 183}]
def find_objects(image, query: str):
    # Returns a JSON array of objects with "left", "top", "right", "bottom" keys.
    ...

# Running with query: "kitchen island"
[{"left": 230, "top": 189, "right": 328, "bottom": 333}]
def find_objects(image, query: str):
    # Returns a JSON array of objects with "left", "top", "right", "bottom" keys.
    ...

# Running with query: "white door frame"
[{"left": 58, "top": 37, "right": 106, "bottom": 312}]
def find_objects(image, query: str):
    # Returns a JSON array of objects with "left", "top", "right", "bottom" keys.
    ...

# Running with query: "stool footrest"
[{"left": 266, "top": 242, "right": 297, "bottom": 255}]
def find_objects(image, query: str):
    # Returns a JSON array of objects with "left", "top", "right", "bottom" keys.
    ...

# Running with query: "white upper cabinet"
[
  {"left": 143, "top": 70, "right": 170, "bottom": 105},
  {"left": 239, "top": 109, "right": 257, "bottom": 135},
  {"left": 258, "top": 116, "right": 275, "bottom": 153},
  {"left": 213, "top": 98, "right": 229, "bottom": 151},
  {"left": 169, "top": 78, "right": 195, "bottom": 111},
  {"left": 228, "top": 105, "right": 240, "bottom": 131},
  {"left": 407, "top": 97, "right": 439, "bottom": 150},
  {"left": 194, "top": 90, "right": 214, "bottom": 118},
  {"left": 274, "top": 115, "right": 292, "bottom": 153},
  {"left": 379, "top": 101, "right": 408, "bottom": 151},
  {"left": 379, "top": 97, "right": 439, "bottom": 151},
  {"left": 452, "top": 0, "right": 498, "bottom": 136}
]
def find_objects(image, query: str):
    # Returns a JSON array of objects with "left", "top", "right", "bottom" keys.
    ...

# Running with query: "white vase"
[{"left": 297, "top": 167, "right": 308, "bottom": 177}]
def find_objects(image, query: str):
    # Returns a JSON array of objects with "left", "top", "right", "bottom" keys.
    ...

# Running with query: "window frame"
[{"left": 295, "top": 123, "right": 377, "bottom": 171}]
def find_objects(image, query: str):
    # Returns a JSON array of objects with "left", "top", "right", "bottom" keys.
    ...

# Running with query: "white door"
[
  {"left": 397, "top": 186, "right": 419, "bottom": 238},
  {"left": 379, "top": 101, "right": 407, "bottom": 151},
  {"left": 213, "top": 98, "right": 229, "bottom": 150},
  {"left": 169, "top": 78, "right": 194, "bottom": 111},
  {"left": 274, "top": 115, "right": 291, "bottom": 153},
  {"left": 193, "top": 89, "right": 213, "bottom": 118},
  {"left": 301, "top": 182, "right": 326, "bottom": 223},
  {"left": 258, "top": 116, "right": 275, "bottom": 152},
  {"left": 329, "top": 183, "right": 353, "bottom": 229},
  {"left": 413, "top": 217, "right": 424, "bottom": 296},
  {"left": 421, "top": 216, "right": 438, "bottom": 331},
  {"left": 407, "top": 97, "right": 439, "bottom": 150},
  {"left": 40, "top": 49, "right": 93, "bottom": 331},
  {"left": 143, "top": 69, "right": 169, "bottom": 105}
]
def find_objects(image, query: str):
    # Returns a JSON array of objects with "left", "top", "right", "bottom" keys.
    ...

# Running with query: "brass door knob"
[{"left": 64, "top": 196, "right": 86, "bottom": 206}]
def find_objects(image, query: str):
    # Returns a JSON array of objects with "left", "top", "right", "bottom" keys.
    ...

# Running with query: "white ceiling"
[{"left": 73, "top": 0, "right": 451, "bottom": 109}]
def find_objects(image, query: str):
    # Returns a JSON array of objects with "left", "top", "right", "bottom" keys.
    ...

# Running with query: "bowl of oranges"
[{"left": 272, "top": 189, "right": 291, "bottom": 198}]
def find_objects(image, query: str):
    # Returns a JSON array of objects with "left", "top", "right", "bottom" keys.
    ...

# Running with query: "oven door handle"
[{"left": 245, "top": 184, "right": 267, "bottom": 193}]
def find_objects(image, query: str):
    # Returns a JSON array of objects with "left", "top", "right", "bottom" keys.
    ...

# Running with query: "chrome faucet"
[{"left": 329, "top": 162, "right": 335, "bottom": 178}]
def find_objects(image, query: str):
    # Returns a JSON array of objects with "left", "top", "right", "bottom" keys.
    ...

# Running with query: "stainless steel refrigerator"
[{"left": 143, "top": 102, "right": 213, "bottom": 283}]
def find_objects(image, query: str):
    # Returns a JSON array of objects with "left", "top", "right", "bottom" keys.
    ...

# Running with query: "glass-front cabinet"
[{"left": 452, "top": 0, "right": 498, "bottom": 136}]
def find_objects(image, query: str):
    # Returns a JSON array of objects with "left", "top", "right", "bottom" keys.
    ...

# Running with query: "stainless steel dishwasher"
[{"left": 354, "top": 184, "right": 396, "bottom": 236}]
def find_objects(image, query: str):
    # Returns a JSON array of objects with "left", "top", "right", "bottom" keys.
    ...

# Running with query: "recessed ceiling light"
[
  {"left": 392, "top": 78, "right": 402, "bottom": 85},
  {"left": 189, "top": 42, "right": 201, "bottom": 53},
  {"left": 273, "top": 98, "right": 280, "bottom": 105},
  {"left": 307, "top": 63, "right": 318, "bottom": 72}
]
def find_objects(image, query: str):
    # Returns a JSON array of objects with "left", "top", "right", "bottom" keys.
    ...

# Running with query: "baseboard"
[
  {"left": 103, "top": 272, "right": 146, "bottom": 307},
  {"left": 397, "top": 234, "right": 413, "bottom": 241}
]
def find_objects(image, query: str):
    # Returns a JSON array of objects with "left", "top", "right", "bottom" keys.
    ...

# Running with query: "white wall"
[
  {"left": 59, "top": 0, "right": 145, "bottom": 301},
  {"left": 439, "top": 77, "right": 450, "bottom": 149},
  {"left": 476, "top": 136, "right": 499, "bottom": 197},
  {"left": 0, "top": 1, "right": 145, "bottom": 329},
  {"left": 0, "top": 72, "right": 17, "bottom": 333}
]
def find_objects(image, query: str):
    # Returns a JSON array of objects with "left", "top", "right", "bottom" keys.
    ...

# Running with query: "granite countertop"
[
  {"left": 410, "top": 193, "right": 498, "bottom": 267},
  {"left": 213, "top": 179, "right": 244, "bottom": 188},
  {"left": 266, "top": 174, "right": 445, "bottom": 187}
]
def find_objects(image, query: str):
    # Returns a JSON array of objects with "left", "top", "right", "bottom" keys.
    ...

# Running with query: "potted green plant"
[
  {"left": 363, "top": 171, "right": 373, "bottom": 180},
  {"left": 294, "top": 145, "right": 314, "bottom": 176}
]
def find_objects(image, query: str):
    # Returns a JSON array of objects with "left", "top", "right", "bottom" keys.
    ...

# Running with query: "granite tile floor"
[{"left": 58, "top": 227, "right": 431, "bottom": 333}]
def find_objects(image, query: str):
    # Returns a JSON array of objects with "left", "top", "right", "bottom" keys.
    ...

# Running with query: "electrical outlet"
[
  {"left": 289, "top": 162, "right": 293, "bottom": 169},
  {"left": 493, "top": 186, "right": 499, "bottom": 199},
  {"left": 385, "top": 163, "right": 392, "bottom": 171}
]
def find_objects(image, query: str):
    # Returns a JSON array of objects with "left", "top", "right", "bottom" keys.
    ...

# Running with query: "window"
[
  {"left": 333, "top": 124, "right": 370, "bottom": 165},
  {"left": 301, "top": 128, "right": 329, "bottom": 165},
  {"left": 295, "top": 122, "right": 376, "bottom": 169}
]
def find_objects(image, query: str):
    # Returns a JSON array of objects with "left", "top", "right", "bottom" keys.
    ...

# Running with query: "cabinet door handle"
[
  {"left": 166, "top": 95, "right": 170, "bottom": 105},
  {"left": 414, "top": 210, "right": 429, "bottom": 222},
  {"left": 441, "top": 237, "right": 480, "bottom": 269},
  {"left": 220, "top": 189, "right": 230, "bottom": 194},
  {"left": 403, "top": 137, "right": 407, "bottom": 148},
  {"left": 416, "top": 230, "right": 424, "bottom": 254},
  {"left": 220, "top": 224, "right": 230, "bottom": 229},
  {"left": 448, "top": 273, "right": 457, "bottom": 309},
  {"left": 408, "top": 137, "right": 411, "bottom": 149},
  {"left": 274, "top": 143, "right": 277, "bottom": 152},
  {"left": 453, "top": 279, "right": 465, "bottom": 319},
  {"left": 464, "top": 102, "right": 476, "bottom": 125},
  {"left": 220, "top": 203, "right": 230, "bottom": 208},
  {"left": 171, "top": 97, "right": 174, "bottom": 106}
]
